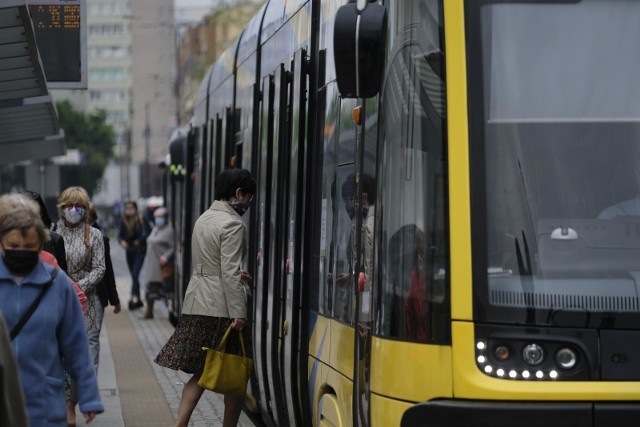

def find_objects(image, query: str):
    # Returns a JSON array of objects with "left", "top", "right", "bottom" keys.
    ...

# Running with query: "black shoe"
[
  {"left": 128, "top": 300, "right": 143, "bottom": 310},
  {"left": 135, "top": 300, "right": 144, "bottom": 309}
]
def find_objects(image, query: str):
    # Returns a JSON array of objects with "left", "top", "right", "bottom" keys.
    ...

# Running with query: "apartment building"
[{"left": 54, "top": 0, "right": 175, "bottom": 204}]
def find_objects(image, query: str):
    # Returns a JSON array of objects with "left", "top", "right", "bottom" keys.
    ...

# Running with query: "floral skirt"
[{"left": 154, "top": 314, "right": 252, "bottom": 374}]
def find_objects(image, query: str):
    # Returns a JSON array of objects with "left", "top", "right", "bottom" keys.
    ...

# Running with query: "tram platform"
[{"left": 74, "top": 241, "right": 256, "bottom": 427}]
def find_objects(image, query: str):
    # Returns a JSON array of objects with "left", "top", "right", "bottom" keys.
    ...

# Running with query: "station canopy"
[{"left": 0, "top": 0, "right": 65, "bottom": 164}]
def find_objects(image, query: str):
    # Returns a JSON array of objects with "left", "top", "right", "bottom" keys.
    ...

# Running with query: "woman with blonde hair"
[{"left": 55, "top": 186, "right": 105, "bottom": 426}]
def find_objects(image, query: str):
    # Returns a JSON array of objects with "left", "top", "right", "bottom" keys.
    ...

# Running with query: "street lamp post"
[{"left": 144, "top": 101, "right": 151, "bottom": 197}]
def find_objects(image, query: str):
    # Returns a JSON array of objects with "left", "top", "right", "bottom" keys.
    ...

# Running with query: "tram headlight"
[
  {"left": 494, "top": 345, "right": 510, "bottom": 361},
  {"left": 555, "top": 347, "right": 577, "bottom": 370},
  {"left": 522, "top": 343, "right": 545, "bottom": 366}
]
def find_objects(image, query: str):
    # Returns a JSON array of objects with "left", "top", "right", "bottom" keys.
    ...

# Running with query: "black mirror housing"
[{"left": 334, "top": 2, "right": 387, "bottom": 98}]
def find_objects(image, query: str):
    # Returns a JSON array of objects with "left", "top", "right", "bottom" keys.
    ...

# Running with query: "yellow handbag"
[{"left": 198, "top": 325, "right": 253, "bottom": 397}]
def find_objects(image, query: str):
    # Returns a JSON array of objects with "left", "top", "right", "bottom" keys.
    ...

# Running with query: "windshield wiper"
[{"left": 515, "top": 230, "right": 536, "bottom": 324}]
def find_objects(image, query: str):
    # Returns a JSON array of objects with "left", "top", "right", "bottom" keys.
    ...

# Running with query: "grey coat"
[
  {"left": 141, "top": 224, "right": 174, "bottom": 286},
  {"left": 181, "top": 200, "right": 247, "bottom": 319}
]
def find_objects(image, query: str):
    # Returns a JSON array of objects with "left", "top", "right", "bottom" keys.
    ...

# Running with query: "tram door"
[
  {"left": 254, "top": 73, "right": 275, "bottom": 419},
  {"left": 281, "top": 49, "right": 309, "bottom": 427},
  {"left": 254, "top": 49, "right": 308, "bottom": 427}
]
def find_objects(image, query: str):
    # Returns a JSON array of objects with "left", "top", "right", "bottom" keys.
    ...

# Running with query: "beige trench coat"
[{"left": 181, "top": 200, "right": 247, "bottom": 319}]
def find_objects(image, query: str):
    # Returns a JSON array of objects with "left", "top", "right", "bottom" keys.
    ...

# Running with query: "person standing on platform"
[
  {"left": 87, "top": 208, "right": 122, "bottom": 316},
  {"left": 140, "top": 207, "right": 174, "bottom": 319},
  {"left": 55, "top": 187, "right": 106, "bottom": 427},
  {"left": 0, "top": 204, "right": 103, "bottom": 427},
  {"left": 79, "top": 208, "right": 120, "bottom": 424},
  {"left": 20, "top": 190, "right": 68, "bottom": 272},
  {"left": 155, "top": 168, "right": 256, "bottom": 427},
  {"left": 118, "top": 201, "right": 150, "bottom": 310},
  {"left": 2, "top": 193, "right": 87, "bottom": 312}
]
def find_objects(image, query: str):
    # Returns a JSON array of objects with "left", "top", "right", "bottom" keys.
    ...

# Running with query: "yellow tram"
[{"left": 164, "top": 1, "right": 640, "bottom": 426}]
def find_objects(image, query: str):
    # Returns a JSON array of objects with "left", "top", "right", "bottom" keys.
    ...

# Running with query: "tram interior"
[{"left": 485, "top": 121, "right": 640, "bottom": 311}]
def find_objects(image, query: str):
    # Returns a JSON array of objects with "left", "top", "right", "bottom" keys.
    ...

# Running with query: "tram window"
[
  {"left": 377, "top": 41, "right": 450, "bottom": 343},
  {"left": 315, "top": 84, "right": 341, "bottom": 315},
  {"left": 331, "top": 166, "right": 357, "bottom": 323},
  {"left": 337, "top": 98, "right": 358, "bottom": 165}
]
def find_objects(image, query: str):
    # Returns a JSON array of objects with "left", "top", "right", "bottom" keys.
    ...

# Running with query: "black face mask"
[
  {"left": 3, "top": 250, "right": 40, "bottom": 275},
  {"left": 229, "top": 200, "right": 251, "bottom": 216},
  {"left": 345, "top": 202, "right": 368, "bottom": 221}
]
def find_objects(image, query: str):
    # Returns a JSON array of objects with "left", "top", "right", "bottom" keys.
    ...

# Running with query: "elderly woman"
[
  {"left": 155, "top": 168, "right": 256, "bottom": 427},
  {"left": 0, "top": 194, "right": 86, "bottom": 311},
  {"left": 55, "top": 186, "right": 106, "bottom": 426},
  {"left": 140, "top": 207, "right": 174, "bottom": 319},
  {"left": 0, "top": 198, "right": 103, "bottom": 426}
]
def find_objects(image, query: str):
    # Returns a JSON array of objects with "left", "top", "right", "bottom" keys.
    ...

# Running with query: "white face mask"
[
  {"left": 64, "top": 207, "right": 85, "bottom": 224},
  {"left": 154, "top": 217, "right": 166, "bottom": 227}
]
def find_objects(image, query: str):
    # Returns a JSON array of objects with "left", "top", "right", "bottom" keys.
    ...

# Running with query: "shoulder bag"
[
  {"left": 10, "top": 268, "right": 59, "bottom": 340},
  {"left": 198, "top": 324, "right": 253, "bottom": 397}
]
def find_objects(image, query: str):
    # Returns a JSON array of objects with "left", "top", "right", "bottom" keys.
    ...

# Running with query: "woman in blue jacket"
[{"left": 0, "top": 198, "right": 103, "bottom": 426}]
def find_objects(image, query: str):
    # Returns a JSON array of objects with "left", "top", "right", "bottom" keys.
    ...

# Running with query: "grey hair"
[{"left": 0, "top": 200, "right": 48, "bottom": 246}]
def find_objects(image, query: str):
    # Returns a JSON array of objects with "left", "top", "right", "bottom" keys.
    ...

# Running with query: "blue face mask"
[{"left": 155, "top": 218, "right": 166, "bottom": 227}]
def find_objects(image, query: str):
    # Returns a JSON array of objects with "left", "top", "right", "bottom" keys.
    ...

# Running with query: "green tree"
[{"left": 56, "top": 100, "right": 115, "bottom": 195}]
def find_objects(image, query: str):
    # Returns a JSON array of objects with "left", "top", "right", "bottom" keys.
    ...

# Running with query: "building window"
[{"left": 89, "top": 24, "right": 125, "bottom": 37}]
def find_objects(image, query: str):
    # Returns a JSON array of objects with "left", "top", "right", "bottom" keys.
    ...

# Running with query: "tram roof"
[{"left": 0, "top": 0, "right": 64, "bottom": 164}]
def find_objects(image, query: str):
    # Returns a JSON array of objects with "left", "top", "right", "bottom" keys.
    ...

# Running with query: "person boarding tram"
[{"left": 155, "top": 168, "right": 256, "bottom": 427}]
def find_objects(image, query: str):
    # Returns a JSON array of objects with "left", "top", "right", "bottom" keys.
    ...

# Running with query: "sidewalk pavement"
[{"left": 75, "top": 242, "right": 255, "bottom": 427}]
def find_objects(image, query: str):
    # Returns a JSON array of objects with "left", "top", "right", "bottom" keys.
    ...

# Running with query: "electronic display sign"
[{"left": 28, "top": 0, "right": 87, "bottom": 89}]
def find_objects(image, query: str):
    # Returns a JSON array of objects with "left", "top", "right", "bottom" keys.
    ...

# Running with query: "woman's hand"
[
  {"left": 83, "top": 411, "right": 97, "bottom": 423},
  {"left": 159, "top": 256, "right": 168, "bottom": 266},
  {"left": 120, "top": 241, "right": 128, "bottom": 249},
  {"left": 241, "top": 271, "right": 252, "bottom": 284},
  {"left": 232, "top": 318, "right": 246, "bottom": 331}
]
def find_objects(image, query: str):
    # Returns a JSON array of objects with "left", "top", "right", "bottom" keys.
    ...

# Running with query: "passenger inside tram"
[
  {"left": 484, "top": 124, "right": 640, "bottom": 277},
  {"left": 331, "top": 172, "right": 375, "bottom": 324},
  {"left": 483, "top": 123, "right": 640, "bottom": 318}
]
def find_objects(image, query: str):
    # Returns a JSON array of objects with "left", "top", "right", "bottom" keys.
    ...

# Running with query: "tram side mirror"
[{"left": 334, "top": 1, "right": 387, "bottom": 98}]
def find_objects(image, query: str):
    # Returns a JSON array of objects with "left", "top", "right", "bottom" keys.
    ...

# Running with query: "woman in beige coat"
[{"left": 155, "top": 169, "right": 256, "bottom": 427}]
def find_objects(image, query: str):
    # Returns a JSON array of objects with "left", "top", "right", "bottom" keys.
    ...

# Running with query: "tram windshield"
[{"left": 467, "top": 0, "right": 640, "bottom": 328}]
